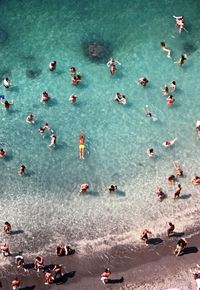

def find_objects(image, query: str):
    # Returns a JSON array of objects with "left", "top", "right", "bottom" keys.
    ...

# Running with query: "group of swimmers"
[{"left": 0, "top": 13, "right": 200, "bottom": 290}]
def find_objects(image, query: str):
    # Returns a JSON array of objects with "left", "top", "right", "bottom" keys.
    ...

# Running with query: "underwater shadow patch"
[
  {"left": 148, "top": 237, "right": 163, "bottom": 245},
  {"left": 0, "top": 28, "right": 8, "bottom": 44},
  {"left": 183, "top": 42, "right": 197, "bottom": 55},
  {"left": 82, "top": 35, "right": 112, "bottom": 63},
  {"left": 26, "top": 68, "right": 42, "bottom": 79}
]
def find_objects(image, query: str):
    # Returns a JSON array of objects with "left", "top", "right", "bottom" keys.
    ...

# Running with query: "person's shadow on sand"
[
  {"left": 106, "top": 277, "right": 124, "bottom": 284},
  {"left": 148, "top": 238, "right": 163, "bottom": 245},
  {"left": 20, "top": 286, "right": 35, "bottom": 290},
  {"left": 183, "top": 246, "right": 198, "bottom": 255},
  {"left": 55, "top": 271, "right": 76, "bottom": 285}
]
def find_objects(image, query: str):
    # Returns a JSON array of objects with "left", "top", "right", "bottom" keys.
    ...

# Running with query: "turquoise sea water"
[{"left": 0, "top": 0, "right": 200, "bottom": 261}]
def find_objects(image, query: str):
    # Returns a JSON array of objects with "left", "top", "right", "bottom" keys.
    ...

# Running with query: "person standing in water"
[{"left": 79, "top": 134, "right": 85, "bottom": 159}]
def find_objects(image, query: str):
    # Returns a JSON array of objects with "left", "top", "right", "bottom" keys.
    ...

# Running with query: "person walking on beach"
[
  {"left": 15, "top": 255, "right": 28, "bottom": 272},
  {"left": 167, "top": 222, "right": 175, "bottom": 237},
  {"left": 44, "top": 270, "right": 54, "bottom": 285},
  {"left": 174, "top": 238, "right": 187, "bottom": 256},
  {"left": 52, "top": 264, "right": 64, "bottom": 279},
  {"left": 3, "top": 221, "right": 11, "bottom": 234},
  {"left": 173, "top": 184, "right": 182, "bottom": 199},
  {"left": 11, "top": 277, "right": 20, "bottom": 290},
  {"left": 101, "top": 268, "right": 111, "bottom": 284},
  {"left": 34, "top": 256, "right": 44, "bottom": 272},
  {"left": 1, "top": 243, "right": 10, "bottom": 256},
  {"left": 141, "top": 229, "right": 151, "bottom": 244}
]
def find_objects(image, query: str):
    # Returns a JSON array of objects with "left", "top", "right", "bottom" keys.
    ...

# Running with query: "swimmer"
[
  {"left": 173, "top": 183, "right": 182, "bottom": 199},
  {"left": 191, "top": 176, "right": 200, "bottom": 184},
  {"left": 69, "top": 94, "right": 77, "bottom": 103},
  {"left": 147, "top": 148, "right": 154, "bottom": 157},
  {"left": 108, "top": 184, "right": 117, "bottom": 193},
  {"left": 160, "top": 42, "right": 171, "bottom": 58},
  {"left": 163, "top": 138, "right": 177, "bottom": 147},
  {"left": 49, "top": 60, "right": 56, "bottom": 71},
  {"left": 0, "top": 148, "right": 6, "bottom": 158},
  {"left": 26, "top": 113, "right": 36, "bottom": 124},
  {"left": 11, "top": 277, "right": 21, "bottom": 290},
  {"left": 18, "top": 164, "right": 26, "bottom": 175},
  {"left": 167, "top": 174, "right": 176, "bottom": 185},
  {"left": 3, "top": 77, "right": 11, "bottom": 88},
  {"left": 170, "top": 81, "right": 176, "bottom": 91},
  {"left": 167, "top": 222, "right": 175, "bottom": 237},
  {"left": 195, "top": 121, "right": 200, "bottom": 137},
  {"left": 1, "top": 100, "right": 13, "bottom": 110},
  {"left": 155, "top": 187, "right": 166, "bottom": 201},
  {"left": 173, "top": 161, "right": 183, "bottom": 177},
  {"left": 69, "top": 67, "right": 77, "bottom": 76},
  {"left": 71, "top": 74, "right": 81, "bottom": 84},
  {"left": 167, "top": 95, "right": 175, "bottom": 106},
  {"left": 137, "top": 77, "right": 149, "bottom": 86},
  {"left": 1, "top": 243, "right": 10, "bottom": 256},
  {"left": 144, "top": 106, "right": 157, "bottom": 121},
  {"left": 114, "top": 92, "right": 126, "bottom": 105},
  {"left": 42, "top": 122, "right": 51, "bottom": 131},
  {"left": 80, "top": 183, "right": 89, "bottom": 193},
  {"left": 140, "top": 229, "right": 152, "bottom": 244},
  {"left": 38, "top": 127, "right": 45, "bottom": 134},
  {"left": 79, "top": 133, "right": 85, "bottom": 159},
  {"left": 160, "top": 85, "right": 169, "bottom": 96},
  {"left": 107, "top": 57, "right": 121, "bottom": 75},
  {"left": 174, "top": 54, "right": 187, "bottom": 65},
  {"left": 49, "top": 134, "right": 56, "bottom": 148},
  {"left": 34, "top": 256, "right": 44, "bottom": 272},
  {"left": 40, "top": 91, "right": 50, "bottom": 103},
  {"left": 173, "top": 15, "right": 186, "bottom": 33},
  {"left": 3, "top": 221, "right": 11, "bottom": 234}
]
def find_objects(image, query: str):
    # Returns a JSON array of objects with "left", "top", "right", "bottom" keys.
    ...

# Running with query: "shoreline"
[{"left": 1, "top": 225, "right": 199, "bottom": 289}]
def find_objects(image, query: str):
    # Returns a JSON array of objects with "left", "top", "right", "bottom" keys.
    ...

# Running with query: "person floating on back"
[
  {"left": 160, "top": 42, "right": 171, "bottom": 58},
  {"left": 107, "top": 58, "right": 121, "bottom": 75},
  {"left": 79, "top": 134, "right": 85, "bottom": 159}
]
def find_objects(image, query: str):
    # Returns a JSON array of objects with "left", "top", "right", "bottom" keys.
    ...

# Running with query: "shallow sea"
[{"left": 0, "top": 0, "right": 200, "bottom": 263}]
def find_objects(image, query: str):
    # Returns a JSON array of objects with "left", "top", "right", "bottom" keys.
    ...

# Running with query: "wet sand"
[{"left": 1, "top": 227, "right": 200, "bottom": 290}]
